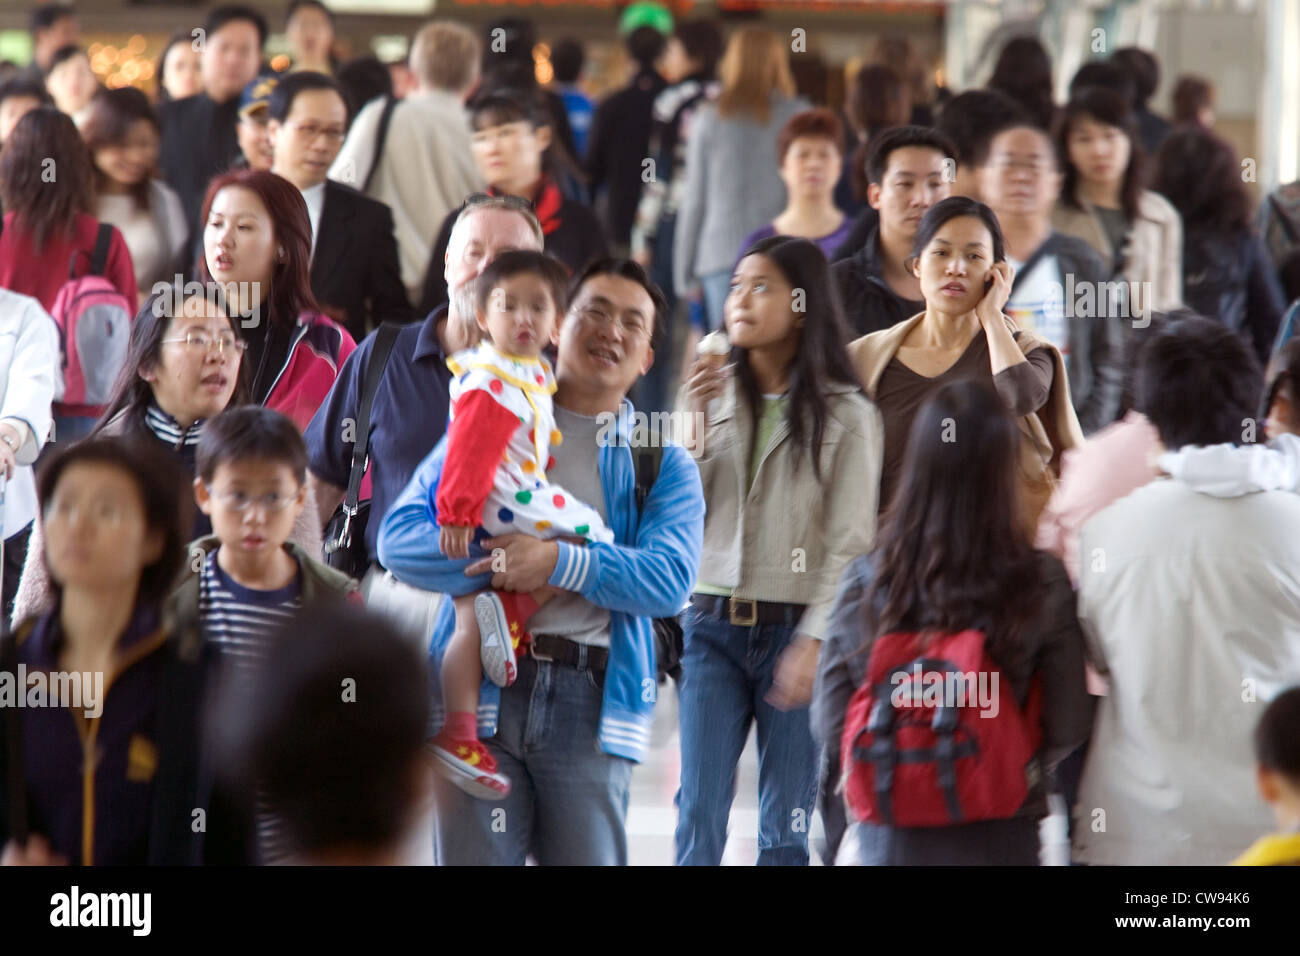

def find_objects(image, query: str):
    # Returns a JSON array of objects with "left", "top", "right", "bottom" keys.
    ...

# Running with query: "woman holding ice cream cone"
[{"left": 674, "top": 235, "right": 883, "bottom": 866}]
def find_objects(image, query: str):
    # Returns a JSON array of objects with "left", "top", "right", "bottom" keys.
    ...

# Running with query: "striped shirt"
[
  {"left": 198, "top": 549, "right": 303, "bottom": 863},
  {"left": 198, "top": 550, "right": 303, "bottom": 674}
]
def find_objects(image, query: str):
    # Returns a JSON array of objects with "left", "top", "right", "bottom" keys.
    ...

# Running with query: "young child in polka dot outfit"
[{"left": 430, "top": 250, "right": 613, "bottom": 800}]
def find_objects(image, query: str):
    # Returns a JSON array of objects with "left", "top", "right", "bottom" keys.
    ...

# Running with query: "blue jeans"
[
  {"left": 699, "top": 271, "right": 732, "bottom": 333},
  {"left": 674, "top": 605, "right": 818, "bottom": 865},
  {"left": 431, "top": 653, "right": 635, "bottom": 865}
]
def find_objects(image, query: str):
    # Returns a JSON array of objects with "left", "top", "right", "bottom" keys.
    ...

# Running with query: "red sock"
[{"left": 443, "top": 711, "right": 477, "bottom": 741}]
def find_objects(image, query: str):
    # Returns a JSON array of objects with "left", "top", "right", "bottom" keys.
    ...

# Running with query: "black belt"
[
  {"left": 690, "top": 593, "right": 806, "bottom": 627},
  {"left": 530, "top": 633, "right": 609, "bottom": 672}
]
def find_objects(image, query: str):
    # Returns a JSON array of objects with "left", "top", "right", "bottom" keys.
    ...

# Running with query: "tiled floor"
[{"left": 406, "top": 680, "right": 1067, "bottom": 866}]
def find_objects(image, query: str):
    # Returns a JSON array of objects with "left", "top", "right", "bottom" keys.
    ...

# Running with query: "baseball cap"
[{"left": 238, "top": 73, "right": 279, "bottom": 121}]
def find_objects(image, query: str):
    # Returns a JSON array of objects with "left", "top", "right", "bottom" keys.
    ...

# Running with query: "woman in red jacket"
[
  {"left": 0, "top": 107, "right": 136, "bottom": 311},
  {"left": 197, "top": 168, "right": 355, "bottom": 431}
]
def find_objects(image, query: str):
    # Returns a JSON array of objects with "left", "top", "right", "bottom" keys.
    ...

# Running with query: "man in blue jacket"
[{"left": 378, "top": 258, "right": 704, "bottom": 865}]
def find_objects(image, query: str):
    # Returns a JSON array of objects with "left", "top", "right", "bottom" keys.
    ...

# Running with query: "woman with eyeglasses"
[
  {"left": 198, "top": 168, "right": 356, "bottom": 430},
  {"left": 417, "top": 89, "right": 609, "bottom": 317},
  {"left": 0, "top": 436, "right": 206, "bottom": 866},
  {"left": 9, "top": 284, "right": 323, "bottom": 627}
]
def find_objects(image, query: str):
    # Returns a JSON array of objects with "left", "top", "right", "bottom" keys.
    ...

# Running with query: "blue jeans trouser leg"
[
  {"left": 674, "top": 607, "right": 818, "bottom": 865},
  {"left": 699, "top": 271, "right": 732, "bottom": 333},
  {"left": 432, "top": 654, "right": 634, "bottom": 865}
]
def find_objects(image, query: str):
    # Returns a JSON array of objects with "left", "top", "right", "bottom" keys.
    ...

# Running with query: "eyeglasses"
[
  {"left": 205, "top": 488, "right": 299, "bottom": 514},
  {"left": 288, "top": 122, "right": 346, "bottom": 144},
  {"left": 161, "top": 331, "right": 248, "bottom": 355},
  {"left": 44, "top": 498, "right": 127, "bottom": 527},
  {"left": 572, "top": 303, "right": 650, "bottom": 340}
]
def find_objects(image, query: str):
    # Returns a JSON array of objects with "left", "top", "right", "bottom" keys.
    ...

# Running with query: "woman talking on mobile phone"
[{"left": 847, "top": 196, "right": 1083, "bottom": 529}]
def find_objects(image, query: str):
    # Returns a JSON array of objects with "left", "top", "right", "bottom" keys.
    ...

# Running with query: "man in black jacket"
[
  {"left": 832, "top": 127, "right": 954, "bottom": 339},
  {"left": 586, "top": 26, "right": 668, "bottom": 255},
  {"left": 268, "top": 72, "right": 412, "bottom": 339},
  {"left": 157, "top": 5, "right": 267, "bottom": 266},
  {"left": 980, "top": 123, "right": 1124, "bottom": 434}
]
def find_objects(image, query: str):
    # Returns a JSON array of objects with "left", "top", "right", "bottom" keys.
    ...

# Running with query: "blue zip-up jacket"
[{"left": 377, "top": 399, "right": 704, "bottom": 762}]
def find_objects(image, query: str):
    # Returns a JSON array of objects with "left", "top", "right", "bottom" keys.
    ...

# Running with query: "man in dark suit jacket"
[
  {"left": 269, "top": 71, "right": 412, "bottom": 339},
  {"left": 585, "top": 26, "right": 668, "bottom": 254},
  {"left": 157, "top": 6, "right": 267, "bottom": 270}
]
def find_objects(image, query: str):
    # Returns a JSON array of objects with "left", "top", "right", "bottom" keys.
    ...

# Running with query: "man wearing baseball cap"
[{"left": 234, "top": 73, "right": 279, "bottom": 171}]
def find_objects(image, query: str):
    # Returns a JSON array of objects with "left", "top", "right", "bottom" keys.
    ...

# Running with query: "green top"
[
  {"left": 696, "top": 393, "right": 788, "bottom": 596},
  {"left": 748, "top": 394, "right": 788, "bottom": 494}
]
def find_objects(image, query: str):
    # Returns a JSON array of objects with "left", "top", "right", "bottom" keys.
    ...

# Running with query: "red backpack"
[
  {"left": 840, "top": 628, "right": 1043, "bottom": 828},
  {"left": 49, "top": 224, "right": 134, "bottom": 417}
]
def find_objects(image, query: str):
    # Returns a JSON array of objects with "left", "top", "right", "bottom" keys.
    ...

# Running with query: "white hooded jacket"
[{"left": 1075, "top": 468, "right": 1300, "bottom": 865}]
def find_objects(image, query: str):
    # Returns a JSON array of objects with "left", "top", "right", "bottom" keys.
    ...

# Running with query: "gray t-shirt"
[
  {"left": 526, "top": 404, "right": 613, "bottom": 647},
  {"left": 1093, "top": 205, "right": 1130, "bottom": 273}
]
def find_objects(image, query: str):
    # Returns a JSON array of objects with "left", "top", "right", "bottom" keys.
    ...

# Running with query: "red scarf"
[{"left": 489, "top": 179, "right": 563, "bottom": 237}]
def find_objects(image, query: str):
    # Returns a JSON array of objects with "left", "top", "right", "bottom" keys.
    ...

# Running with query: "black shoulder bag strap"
[
  {"left": 362, "top": 96, "right": 399, "bottom": 194},
  {"left": 336, "top": 323, "right": 401, "bottom": 548},
  {"left": 1009, "top": 236, "right": 1054, "bottom": 296}
]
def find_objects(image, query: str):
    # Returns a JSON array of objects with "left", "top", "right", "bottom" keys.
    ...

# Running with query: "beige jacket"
[
  {"left": 1051, "top": 190, "right": 1184, "bottom": 313},
  {"left": 848, "top": 313, "right": 1085, "bottom": 532},
  {"left": 687, "top": 379, "right": 884, "bottom": 641}
]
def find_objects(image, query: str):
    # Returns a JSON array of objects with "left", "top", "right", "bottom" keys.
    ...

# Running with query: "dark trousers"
[{"left": 2, "top": 523, "right": 32, "bottom": 628}]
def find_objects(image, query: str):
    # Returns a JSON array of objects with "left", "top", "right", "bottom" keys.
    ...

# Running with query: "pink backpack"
[{"left": 49, "top": 224, "right": 134, "bottom": 415}]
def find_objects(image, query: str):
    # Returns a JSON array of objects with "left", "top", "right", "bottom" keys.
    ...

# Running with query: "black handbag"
[
  {"left": 631, "top": 441, "right": 684, "bottom": 683},
  {"left": 322, "top": 323, "right": 401, "bottom": 578}
]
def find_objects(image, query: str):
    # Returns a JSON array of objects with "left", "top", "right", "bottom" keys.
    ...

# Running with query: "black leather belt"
[
  {"left": 690, "top": 593, "right": 806, "bottom": 627},
  {"left": 530, "top": 633, "right": 609, "bottom": 672}
]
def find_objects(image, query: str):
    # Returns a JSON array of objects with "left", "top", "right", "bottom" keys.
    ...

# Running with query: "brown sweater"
[{"left": 849, "top": 313, "right": 1085, "bottom": 531}]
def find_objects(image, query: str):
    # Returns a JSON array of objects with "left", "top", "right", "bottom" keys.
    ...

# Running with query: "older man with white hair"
[{"left": 304, "top": 196, "right": 544, "bottom": 637}]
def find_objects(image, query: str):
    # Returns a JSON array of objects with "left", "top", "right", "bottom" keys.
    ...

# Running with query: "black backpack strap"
[
  {"left": 362, "top": 96, "right": 399, "bottom": 194},
  {"left": 342, "top": 323, "right": 401, "bottom": 519},
  {"left": 1009, "top": 237, "right": 1053, "bottom": 295},
  {"left": 89, "top": 223, "right": 113, "bottom": 277},
  {"left": 632, "top": 440, "right": 663, "bottom": 516}
]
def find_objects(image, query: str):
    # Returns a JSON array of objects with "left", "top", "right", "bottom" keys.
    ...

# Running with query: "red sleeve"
[
  {"left": 107, "top": 228, "right": 138, "bottom": 307},
  {"left": 435, "top": 389, "right": 521, "bottom": 527}
]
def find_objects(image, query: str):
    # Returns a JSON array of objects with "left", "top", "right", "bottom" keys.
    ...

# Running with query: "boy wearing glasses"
[
  {"left": 168, "top": 405, "right": 357, "bottom": 863},
  {"left": 171, "top": 406, "right": 358, "bottom": 679}
]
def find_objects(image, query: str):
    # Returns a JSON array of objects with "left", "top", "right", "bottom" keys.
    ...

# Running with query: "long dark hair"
[
  {"left": 197, "top": 168, "right": 322, "bottom": 327},
  {"left": 866, "top": 380, "right": 1041, "bottom": 660},
  {"left": 730, "top": 235, "right": 860, "bottom": 482},
  {"left": 1055, "top": 86, "right": 1145, "bottom": 222},
  {"left": 0, "top": 107, "right": 94, "bottom": 252},
  {"left": 846, "top": 64, "right": 910, "bottom": 200},
  {"left": 1152, "top": 125, "right": 1251, "bottom": 237},
  {"left": 154, "top": 30, "right": 194, "bottom": 104},
  {"left": 988, "top": 36, "right": 1055, "bottom": 131},
  {"left": 90, "top": 282, "right": 251, "bottom": 439},
  {"left": 81, "top": 86, "right": 160, "bottom": 211}
]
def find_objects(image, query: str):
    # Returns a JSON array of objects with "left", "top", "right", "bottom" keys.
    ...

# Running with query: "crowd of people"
[{"left": 0, "top": 1, "right": 1298, "bottom": 869}]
